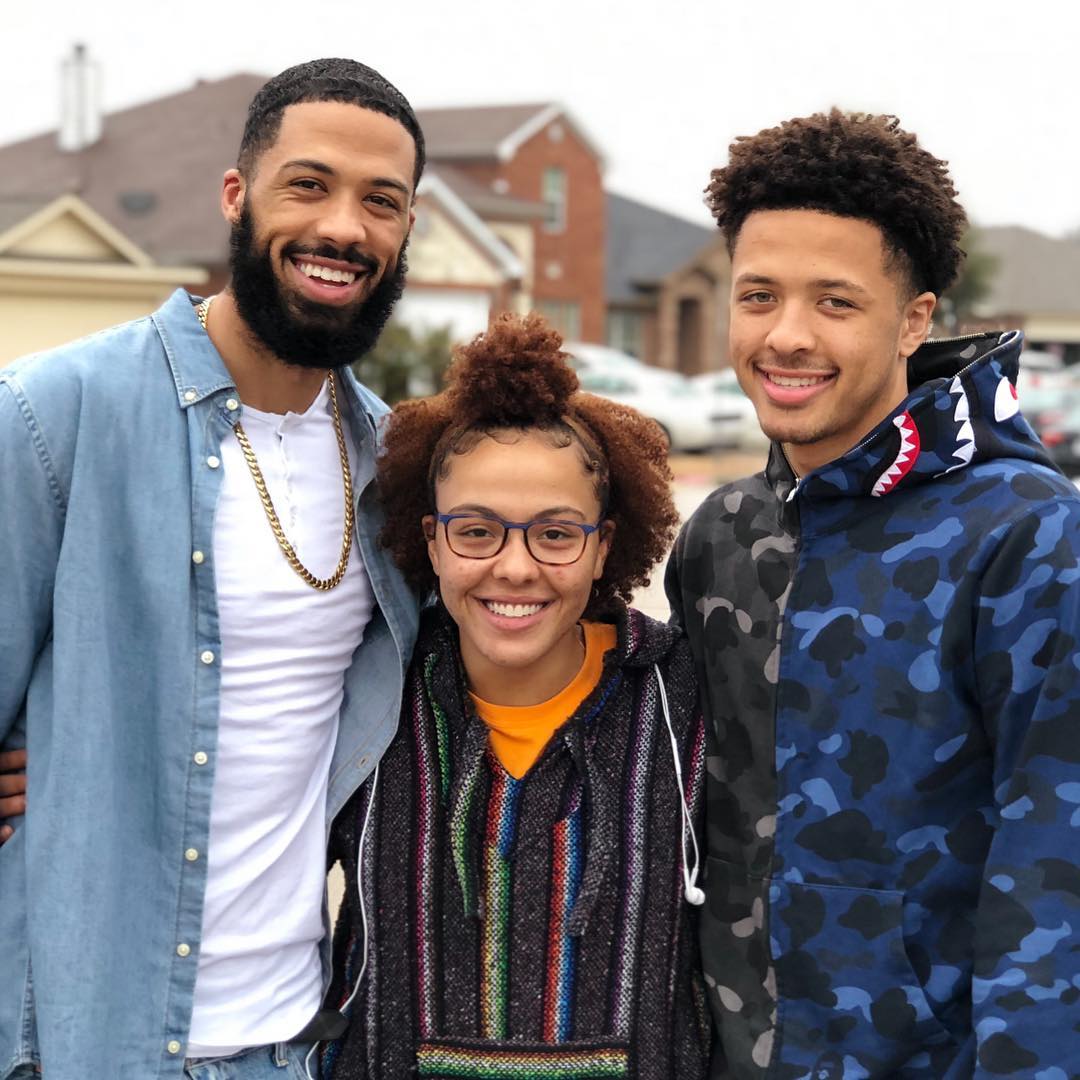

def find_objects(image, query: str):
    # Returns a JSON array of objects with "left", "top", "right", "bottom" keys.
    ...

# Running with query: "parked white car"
[
  {"left": 562, "top": 343, "right": 724, "bottom": 451},
  {"left": 690, "top": 369, "right": 768, "bottom": 450}
]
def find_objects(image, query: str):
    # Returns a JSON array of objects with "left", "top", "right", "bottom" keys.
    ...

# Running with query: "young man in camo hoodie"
[{"left": 666, "top": 109, "right": 1080, "bottom": 1079}]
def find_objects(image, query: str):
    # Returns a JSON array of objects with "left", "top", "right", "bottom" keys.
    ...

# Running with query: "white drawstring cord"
[
  {"left": 305, "top": 762, "right": 380, "bottom": 1078},
  {"left": 654, "top": 664, "right": 704, "bottom": 906}
]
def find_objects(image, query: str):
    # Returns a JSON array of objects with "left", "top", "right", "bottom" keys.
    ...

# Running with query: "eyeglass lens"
[{"left": 445, "top": 516, "right": 588, "bottom": 564}]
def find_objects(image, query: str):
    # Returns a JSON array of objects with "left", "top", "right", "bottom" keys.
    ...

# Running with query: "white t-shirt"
[{"left": 186, "top": 381, "right": 374, "bottom": 1056}]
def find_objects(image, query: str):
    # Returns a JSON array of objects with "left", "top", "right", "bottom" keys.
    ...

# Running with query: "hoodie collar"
[{"left": 767, "top": 330, "right": 1057, "bottom": 503}]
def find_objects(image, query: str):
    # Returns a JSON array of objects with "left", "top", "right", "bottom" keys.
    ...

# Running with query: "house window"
[
  {"left": 537, "top": 300, "right": 581, "bottom": 341},
  {"left": 542, "top": 167, "right": 567, "bottom": 233},
  {"left": 606, "top": 310, "right": 644, "bottom": 358}
]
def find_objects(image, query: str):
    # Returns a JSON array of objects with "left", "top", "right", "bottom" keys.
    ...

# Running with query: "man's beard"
[{"left": 228, "top": 205, "right": 408, "bottom": 370}]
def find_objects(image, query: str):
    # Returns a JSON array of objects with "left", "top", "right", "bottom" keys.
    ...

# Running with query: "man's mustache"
[{"left": 285, "top": 243, "right": 379, "bottom": 275}]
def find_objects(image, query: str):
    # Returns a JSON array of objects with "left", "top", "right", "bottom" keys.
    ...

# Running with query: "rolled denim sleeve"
[
  {"left": 971, "top": 498, "right": 1080, "bottom": 1076},
  {"left": 0, "top": 377, "right": 64, "bottom": 742}
]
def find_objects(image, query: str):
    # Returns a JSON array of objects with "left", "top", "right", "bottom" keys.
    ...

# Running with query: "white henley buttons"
[
  {"left": 200, "top": 650, "right": 215, "bottom": 665},
  {"left": 206, "top": 455, "right": 221, "bottom": 469},
  {"left": 167, "top": 1041, "right": 181, "bottom": 1055},
  {"left": 225, "top": 398, "right": 239, "bottom": 411},
  {"left": 183, "top": 390, "right": 196, "bottom": 403},
  {"left": 176, "top": 943, "right": 191, "bottom": 958},
  {"left": 191, "top": 550, "right": 205, "bottom": 565},
  {"left": 185, "top": 848, "right": 199, "bottom": 862},
  {"left": 193, "top": 751, "right": 208, "bottom": 766}
]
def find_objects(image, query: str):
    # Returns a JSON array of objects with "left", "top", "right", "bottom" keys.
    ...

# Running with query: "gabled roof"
[
  {"left": 435, "top": 165, "right": 545, "bottom": 222},
  {"left": 418, "top": 102, "right": 604, "bottom": 165},
  {"left": 0, "top": 73, "right": 265, "bottom": 268},
  {"left": 418, "top": 172, "right": 524, "bottom": 280},
  {"left": 606, "top": 192, "right": 714, "bottom": 304},
  {"left": 979, "top": 226, "right": 1080, "bottom": 316},
  {"left": 0, "top": 192, "right": 206, "bottom": 284}
]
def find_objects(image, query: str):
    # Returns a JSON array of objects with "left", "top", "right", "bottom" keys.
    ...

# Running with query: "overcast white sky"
[{"left": 3, "top": 0, "right": 1079, "bottom": 236}]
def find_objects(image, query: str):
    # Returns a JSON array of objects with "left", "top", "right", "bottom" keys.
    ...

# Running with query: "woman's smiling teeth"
[
  {"left": 484, "top": 600, "right": 546, "bottom": 618},
  {"left": 295, "top": 260, "right": 357, "bottom": 284}
]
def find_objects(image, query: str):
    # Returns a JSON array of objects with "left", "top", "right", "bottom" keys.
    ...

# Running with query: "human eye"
[
  {"left": 291, "top": 178, "right": 325, "bottom": 193},
  {"left": 529, "top": 522, "right": 583, "bottom": 554},
  {"left": 822, "top": 296, "right": 856, "bottom": 311},
  {"left": 454, "top": 518, "right": 499, "bottom": 539},
  {"left": 740, "top": 290, "right": 774, "bottom": 305},
  {"left": 366, "top": 191, "right": 404, "bottom": 213}
]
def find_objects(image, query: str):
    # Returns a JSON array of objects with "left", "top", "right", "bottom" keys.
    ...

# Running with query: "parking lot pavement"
[{"left": 632, "top": 449, "right": 767, "bottom": 620}]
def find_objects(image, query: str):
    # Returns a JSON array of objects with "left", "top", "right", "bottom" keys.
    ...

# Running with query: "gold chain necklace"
[{"left": 196, "top": 296, "right": 354, "bottom": 591}]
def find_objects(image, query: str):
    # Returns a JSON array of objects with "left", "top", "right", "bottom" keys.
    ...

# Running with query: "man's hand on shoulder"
[{"left": 0, "top": 748, "right": 27, "bottom": 843}]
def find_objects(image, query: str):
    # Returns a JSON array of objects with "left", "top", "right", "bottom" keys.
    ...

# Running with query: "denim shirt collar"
[{"left": 152, "top": 289, "right": 383, "bottom": 441}]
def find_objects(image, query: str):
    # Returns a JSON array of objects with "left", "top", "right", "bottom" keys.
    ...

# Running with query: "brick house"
[
  {"left": 418, "top": 104, "right": 607, "bottom": 342},
  {"left": 606, "top": 193, "right": 729, "bottom": 374}
]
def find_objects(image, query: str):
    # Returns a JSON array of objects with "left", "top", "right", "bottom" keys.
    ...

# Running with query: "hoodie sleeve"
[
  {"left": 0, "top": 378, "right": 63, "bottom": 748},
  {"left": 970, "top": 495, "right": 1080, "bottom": 1077},
  {"left": 664, "top": 524, "right": 688, "bottom": 632}
]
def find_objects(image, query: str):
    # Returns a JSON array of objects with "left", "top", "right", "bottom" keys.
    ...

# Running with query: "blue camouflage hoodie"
[{"left": 666, "top": 330, "right": 1080, "bottom": 1079}]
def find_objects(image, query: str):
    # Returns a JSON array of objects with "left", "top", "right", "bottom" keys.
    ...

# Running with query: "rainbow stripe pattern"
[
  {"left": 481, "top": 767, "right": 522, "bottom": 1039},
  {"left": 416, "top": 1041, "right": 628, "bottom": 1077},
  {"left": 542, "top": 807, "right": 583, "bottom": 1042}
]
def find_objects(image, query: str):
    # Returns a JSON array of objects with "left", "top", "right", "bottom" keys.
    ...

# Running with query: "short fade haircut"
[
  {"left": 705, "top": 109, "right": 967, "bottom": 297},
  {"left": 237, "top": 58, "right": 425, "bottom": 189}
]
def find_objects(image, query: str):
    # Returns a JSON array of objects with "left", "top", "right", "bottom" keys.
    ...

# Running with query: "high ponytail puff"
[{"left": 444, "top": 312, "right": 578, "bottom": 427}]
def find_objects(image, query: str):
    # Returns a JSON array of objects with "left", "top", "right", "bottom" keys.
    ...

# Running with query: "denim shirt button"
[
  {"left": 185, "top": 848, "right": 199, "bottom": 862},
  {"left": 183, "top": 390, "right": 196, "bottom": 403},
  {"left": 193, "top": 751, "right": 209, "bottom": 765},
  {"left": 200, "top": 650, "right": 215, "bottom": 665},
  {"left": 167, "top": 1041, "right": 181, "bottom": 1055},
  {"left": 225, "top": 398, "right": 239, "bottom": 411},
  {"left": 206, "top": 455, "right": 221, "bottom": 469},
  {"left": 191, "top": 550, "right": 205, "bottom": 565},
  {"left": 176, "top": 943, "right": 191, "bottom": 957}
]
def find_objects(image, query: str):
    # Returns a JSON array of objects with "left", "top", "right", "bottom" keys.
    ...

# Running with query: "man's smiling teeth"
[
  {"left": 297, "top": 261, "right": 357, "bottom": 284},
  {"left": 768, "top": 373, "right": 832, "bottom": 388},
  {"left": 485, "top": 601, "right": 545, "bottom": 618}
]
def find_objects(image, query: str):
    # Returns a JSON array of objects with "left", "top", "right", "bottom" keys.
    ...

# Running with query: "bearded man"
[{"left": 0, "top": 58, "right": 421, "bottom": 1079}]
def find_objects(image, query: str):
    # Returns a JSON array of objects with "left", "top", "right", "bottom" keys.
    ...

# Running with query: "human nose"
[
  {"left": 490, "top": 528, "right": 540, "bottom": 581},
  {"left": 763, "top": 300, "right": 816, "bottom": 357},
  {"left": 314, "top": 192, "right": 369, "bottom": 254}
]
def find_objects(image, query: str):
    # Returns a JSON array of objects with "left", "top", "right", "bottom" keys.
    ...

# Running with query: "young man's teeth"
[
  {"left": 485, "top": 601, "right": 544, "bottom": 618},
  {"left": 770, "top": 374, "right": 829, "bottom": 388},
  {"left": 298, "top": 262, "right": 356, "bottom": 284}
]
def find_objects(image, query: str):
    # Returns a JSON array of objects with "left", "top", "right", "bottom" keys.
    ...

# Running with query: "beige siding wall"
[
  {"left": 409, "top": 204, "right": 503, "bottom": 287},
  {"left": 0, "top": 284, "right": 179, "bottom": 366}
]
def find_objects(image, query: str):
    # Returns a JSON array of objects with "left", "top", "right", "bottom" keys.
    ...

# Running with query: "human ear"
[
  {"left": 593, "top": 520, "right": 615, "bottom": 580},
  {"left": 221, "top": 169, "right": 245, "bottom": 226},
  {"left": 423, "top": 515, "right": 439, "bottom": 576},
  {"left": 899, "top": 292, "right": 936, "bottom": 358}
]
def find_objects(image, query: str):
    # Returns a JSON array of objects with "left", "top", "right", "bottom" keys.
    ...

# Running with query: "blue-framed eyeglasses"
[{"left": 435, "top": 512, "right": 605, "bottom": 565}]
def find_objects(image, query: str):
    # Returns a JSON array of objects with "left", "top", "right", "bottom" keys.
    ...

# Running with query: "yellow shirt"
[{"left": 470, "top": 621, "right": 618, "bottom": 779}]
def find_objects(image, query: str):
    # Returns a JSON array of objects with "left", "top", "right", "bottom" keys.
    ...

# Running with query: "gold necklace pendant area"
[{"left": 195, "top": 295, "right": 354, "bottom": 592}]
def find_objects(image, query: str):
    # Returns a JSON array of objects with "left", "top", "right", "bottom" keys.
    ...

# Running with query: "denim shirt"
[{"left": 0, "top": 289, "right": 419, "bottom": 1079}]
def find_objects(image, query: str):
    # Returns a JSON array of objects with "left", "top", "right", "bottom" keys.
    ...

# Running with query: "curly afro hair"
[
  {"left": 376, "top": 312, "right": 679, "bottom": 618},
  {"left": 705, "top": 108, "right": 967, "bottom": 296}
]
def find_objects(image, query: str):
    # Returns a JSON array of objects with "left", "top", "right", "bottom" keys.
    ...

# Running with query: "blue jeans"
[{"left": 183, "top": 1042, "right": 315, "bottom": 1080}]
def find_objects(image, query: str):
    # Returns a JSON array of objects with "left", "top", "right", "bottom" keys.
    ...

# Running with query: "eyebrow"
[
  {"left": 446, "top": 504, "right": 588, "bottom": 521},
  {"left": 734, "top": 272, "right": 869, "bottom": 296},
  {"left": 279, "top": 158, "right": 411, "bottom": 197}
]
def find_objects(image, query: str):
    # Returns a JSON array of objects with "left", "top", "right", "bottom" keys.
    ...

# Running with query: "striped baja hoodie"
[{"left": 321, "top": 604, "right": 710, "bottom": 1079}]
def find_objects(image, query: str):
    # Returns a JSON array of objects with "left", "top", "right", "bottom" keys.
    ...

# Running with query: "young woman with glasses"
[{"left": 317, "top": 313, "right": 710, "bottom": 1079}]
